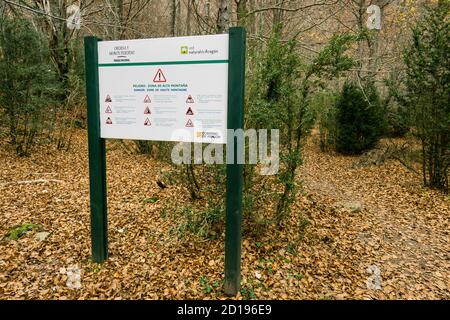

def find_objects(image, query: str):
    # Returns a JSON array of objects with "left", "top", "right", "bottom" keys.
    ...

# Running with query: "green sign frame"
[{"left": 84, "top": 27, "right": 246, "bottom": 296}]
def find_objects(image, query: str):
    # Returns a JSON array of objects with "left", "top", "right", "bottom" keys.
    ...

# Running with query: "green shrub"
[
  {"left": 403, "top": 0, "right": 450, "bottom": 191},
  {"left": 0, "top": 18, "right": 61, "bottom": 156},
  {"left": 170, "top": 203, "right": 224, "bottom": 240},
  {"left": 384, "top": 75, "right": 410, "bottom": 137},
  {"left": 385, "top": 100, "right": 409, "bottom": 137},
  {"left": 311, "top": 90, "right": 338, "bottom": 151},
  {"left": 248, "top": 30, "right": 355, "bottom": 225},
  {"left": 5, "top": 223, "right": 41, "bottom": 240},
  {"left": 335, "top": 81, "right": 383, "bottom": 154}
]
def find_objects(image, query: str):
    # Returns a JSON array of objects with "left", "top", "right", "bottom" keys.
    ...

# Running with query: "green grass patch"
[{"left": 5, "top": 223, "right": 41, "bottom": 240}]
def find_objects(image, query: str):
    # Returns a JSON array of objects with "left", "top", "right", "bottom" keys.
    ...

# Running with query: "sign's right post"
[{"left": 224, "top": 26, "right": 246, "bottom": 296}]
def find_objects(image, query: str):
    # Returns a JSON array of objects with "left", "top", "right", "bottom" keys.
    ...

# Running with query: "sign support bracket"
[
  {"left": 85, "top": 36, "right": 108, "bottom": 263},
  {"left": 224, "top": 27, "right": 246, "bottom": 296}
]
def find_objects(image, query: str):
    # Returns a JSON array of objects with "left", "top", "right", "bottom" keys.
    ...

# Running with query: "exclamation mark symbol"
[{"left": 153, "top": 68, "right": 166, "bottom": 83}]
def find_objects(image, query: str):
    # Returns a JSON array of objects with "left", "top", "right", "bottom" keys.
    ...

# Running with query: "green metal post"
[
  {"left": 84, "top": 36, "right": 108, "bottom": 263},
  {"left": 224, "top": 27, "right": 246, "bottom": 296}
]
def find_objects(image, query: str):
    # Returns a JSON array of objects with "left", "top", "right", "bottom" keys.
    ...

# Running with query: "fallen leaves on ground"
[{"left": 0, "top": 130, "right": 448, "bottom": 299}]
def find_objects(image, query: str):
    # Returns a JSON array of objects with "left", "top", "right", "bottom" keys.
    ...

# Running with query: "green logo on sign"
[{"left": 180, "top": 46, "right": 188, "bottom": 54}]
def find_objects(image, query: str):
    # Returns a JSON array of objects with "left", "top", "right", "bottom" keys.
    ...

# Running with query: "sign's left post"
[{"left": 84, "top": 36, "right": 108, "bottom": 263}]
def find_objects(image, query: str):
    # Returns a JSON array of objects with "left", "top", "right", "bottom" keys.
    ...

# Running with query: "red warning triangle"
[
  {"left": 144, "top": 118, "right": 151, "bottom": 126},
  {"left": 105, "top": 94, "right": 112, "bottom": 102},
  {"left": 153, "top": 68, "right": 166, "bottom": 83},
  {"left": 186, "top": 107, "right": 194, "bottom": 115},
  {"left": 144, "top": 95, "right": 151, "bottom": 103},
  {"left": 105, "top": 106, "right": 112, "bottom": 113},
  {"left": 185, "top": 119, "right": 194, "bottom": 127},
  {"left": 106, "top": 117, "right": 112, "bottom": 124},
  {"left": 144, "top": 106, "right": 151, "bottom": 114},
  {"left": 186, "top": 95, "right": 194, "bottom": 103}
]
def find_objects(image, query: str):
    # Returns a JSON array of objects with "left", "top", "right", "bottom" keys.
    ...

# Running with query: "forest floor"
[{"left": 0, "top": 129, "right": 448, "bottom": 300}]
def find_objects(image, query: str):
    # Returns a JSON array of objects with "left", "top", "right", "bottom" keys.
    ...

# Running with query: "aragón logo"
[{"left": 179, "top": 45, "right": 219, "bottom": 55}]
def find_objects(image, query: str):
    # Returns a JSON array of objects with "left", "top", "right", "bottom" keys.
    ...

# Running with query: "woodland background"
[{"left": 0, "top": 0, "right": 448, "bottom": 300}]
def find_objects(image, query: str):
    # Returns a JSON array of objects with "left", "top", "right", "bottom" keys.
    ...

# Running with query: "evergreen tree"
[
  {"left": 335, "top": 81, "right": 383, "bottom": 154},
  {"left": 0, "top": 18, "right": 60, "bottom": 156},
  {"left": 403, "top": 0, "right": 450, "bottom": 190}
]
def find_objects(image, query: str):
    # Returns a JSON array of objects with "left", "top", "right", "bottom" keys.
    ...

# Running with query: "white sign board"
[{"left": 98, "top": 34, "right": 229, "bottom": 144}]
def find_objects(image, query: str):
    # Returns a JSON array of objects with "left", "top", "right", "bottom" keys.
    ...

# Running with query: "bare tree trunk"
[
  {"left": 116, "top": 0, "right": 124, "bottom": 39},
  {"left": 367, "top": 1, "right": 390, "bottom": 79},
  {"left": 177, "top": 0, "right": 181, "bottom": 35},
  {"left": 272, "top": 0, "right": 284, "bottom": 35},
  {"left": 257, "top": 0, "right": 264, "bottom": 40},
  {"left": 170, "top": 0, "right": 176, "bottom": 36},
  {"left": 248, "top": 0, "right": 256, "bottom": 34},
  {"left": 354, "top": 0, "right": 390, "bottom": 80},
  {"left": 367, "top": 28, "right": 380, "bottom": 78},
  {"left": 236, "top": 0, "right": 248, "bottom": 27},
  {"left": 217, "top": 0, "right": 230, "bottom": 33},
  {"left": 34, "top": 0, "right": 70, "bottom": 99},
  {"left": 353, "top": 0, "right": 365, "bottom": 80},
  {"left": 186, "top": 0, "right": 192, "bottom": 35}
]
